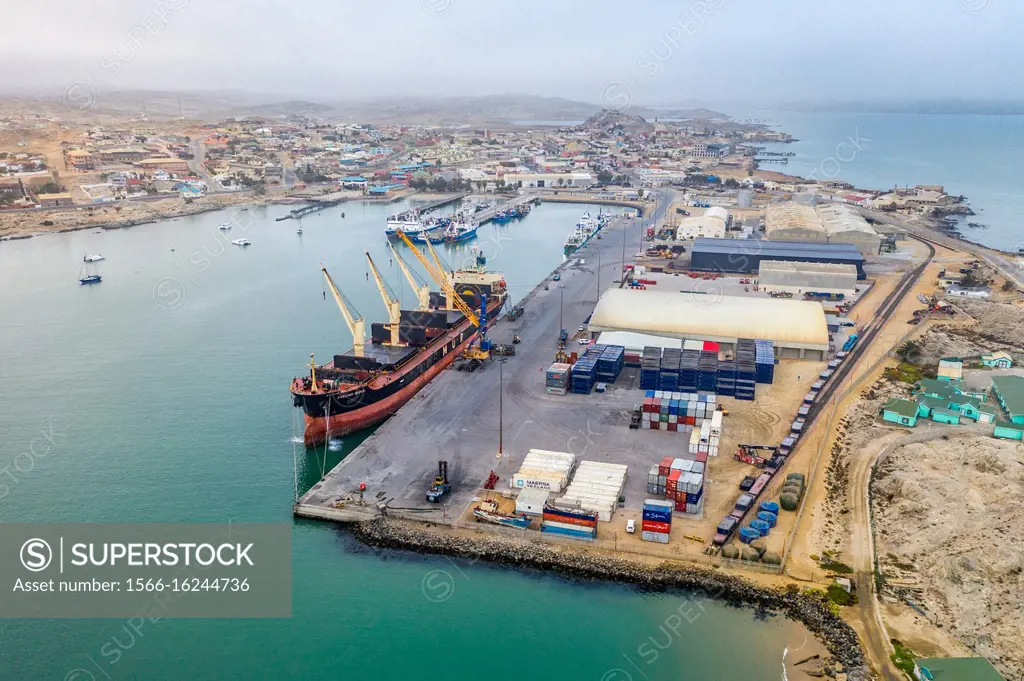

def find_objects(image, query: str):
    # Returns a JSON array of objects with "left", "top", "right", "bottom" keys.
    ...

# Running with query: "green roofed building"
[
  {"left": 993, "top": 419, "right": 1024, "bottom": 441},
  {"left": 991, "top": 375, "right": 1024, "bottom": 424},
  {"left": 914, "top": 656, "right": 1005, "bottom": 681},
  {"left": 883, "top": 397, "right": 918, "bottom": 427}
]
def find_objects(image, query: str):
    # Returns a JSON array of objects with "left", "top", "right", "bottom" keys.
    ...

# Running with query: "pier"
[
  {"left": 294, "top": 212, "right": 663, "bottom": 525},
  {"left": 408, "top": 193, "right": 469, "bottom": 213},
  {"left": 754, "top": 157, "right": 789, "bottom": 164},
  {"left": 473, "top": 194, "right": 537, "bottom": 225},
  {"left": 275, "top": 198, "right": 344, "bottom": 221}
]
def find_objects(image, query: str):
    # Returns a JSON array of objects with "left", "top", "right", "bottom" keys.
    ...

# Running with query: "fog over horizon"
[{"left": 0, "top": 0, "right": 1020, "bottom": 108}]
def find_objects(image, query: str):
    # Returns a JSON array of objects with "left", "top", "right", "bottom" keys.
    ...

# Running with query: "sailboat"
[
  {"left": 79, "top": 262, "right": 101, "bottom": 284},
  {"left": 83, "top": 253, "right": 105, "bottom": 262}
]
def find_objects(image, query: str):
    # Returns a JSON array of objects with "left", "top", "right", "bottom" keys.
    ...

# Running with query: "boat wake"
[
  {"left": 327, "top": 438, "right": 343, "bottom": 451},
  {"left": 290, "top": 436, "right": 304, "bottom": 445}
]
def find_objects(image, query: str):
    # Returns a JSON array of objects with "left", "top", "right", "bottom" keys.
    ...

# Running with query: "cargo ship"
[{"left": 291, "top": 246, "right": 507, "bottom": 446}]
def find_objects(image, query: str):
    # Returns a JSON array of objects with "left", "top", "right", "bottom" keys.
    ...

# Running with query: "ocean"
[
  {"left": 0, "top": 199, "right": 805, "bottom": 680},
  {"left": 727, "top": 109, "right": 1024, "bottom": 252}
]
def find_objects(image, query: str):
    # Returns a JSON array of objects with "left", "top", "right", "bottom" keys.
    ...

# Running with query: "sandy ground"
[
  {"left": 873, "top": 436, "right": 1024, "bottom": 680},
  {"left": 0, "top": 193, "right": 260, "bottom": 239}
]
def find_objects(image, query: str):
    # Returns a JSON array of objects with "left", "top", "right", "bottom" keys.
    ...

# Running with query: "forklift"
[
  {"left": 426, "top": 461, "right": 451, "bottom": 502},
  {"left": 734, "top": 444, "right": 776, "bottom": 468}
]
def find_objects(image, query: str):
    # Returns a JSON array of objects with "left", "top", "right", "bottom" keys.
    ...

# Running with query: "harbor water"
[{"left": 0, "top": 199, "right": 809, "bottom": 680}]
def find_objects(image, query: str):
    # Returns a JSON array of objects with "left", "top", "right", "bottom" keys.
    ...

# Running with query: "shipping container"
[
  {"left": 641, "top": 520, "right": 671, "bottom": 534},
  {"left": 515, "top": 487, "right": 550, "bottom": 516},
  {"left": 541, "top": 523, "right": 596, "bottom": 540},
  {"left": 641, "top": 530, "right": 670, "bottom": 544}
]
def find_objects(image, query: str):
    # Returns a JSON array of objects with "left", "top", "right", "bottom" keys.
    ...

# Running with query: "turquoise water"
[
  {"left": 730, "top": 109, "right": 1024, "bottom": 251},
  {"left": 0, "top": 201, "right": 804, "bottom": 680}
]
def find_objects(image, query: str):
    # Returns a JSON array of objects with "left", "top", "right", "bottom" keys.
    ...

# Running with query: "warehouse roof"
[
  {"left": 992, "top": 375, "right": 1024, "bottom": 416},
  {"left": 816, "top": 202, "right": 878, "bottom": 236},
  {"left": 758, "top": 260, "right": 859, "bottom": 276},
  {"left": 692, "top": 238, "right": 865, "bottom": 261},
  {"left": 765, "top": 202, "right": 823, "bottom": 234},
  {"left": 588, "top": 289, "right": 829, "bottom": 348}
]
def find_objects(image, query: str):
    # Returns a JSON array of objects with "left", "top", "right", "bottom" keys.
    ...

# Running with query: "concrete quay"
[{"left": 294, "top": 207, "right": 668, "bottom": 525}]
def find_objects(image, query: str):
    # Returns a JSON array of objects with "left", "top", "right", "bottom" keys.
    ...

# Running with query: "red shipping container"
[
  {"left": 542, "top": 513, "right": 596, "bottom": 528},
  {"left": 659, "top": 456, "right": 673, "bottom": 476},
  {"left": 695, "top": 452, "right": 708, "bottom": 463},
  {"left": 675, "top": 501, "right": 686, "bottom": 512},
  {"left": 667, "top": 422, "right": 677, "bottom": 432},
  {"left": 641, "top": 520, "right": 671, "bottom": 534},
  {"left": 703, "top": 341, "right": 720, "bottom": 352},
  {"left": 684, "top": 416, "right": 696, "bottom": 426}
]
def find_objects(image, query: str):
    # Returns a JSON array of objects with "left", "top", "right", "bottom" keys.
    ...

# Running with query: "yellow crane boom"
[
  {"left": 395, "top": 230, "right": 479, "bottom": 326},
  {"left": 388, "top": 241, "right": 430, "bottom": 311},
  {"left": 321, "top": 263, "right": 365, "bottom": 356},
  {"left": 364, "top": 250, "right": 402, "bottom": 346}
]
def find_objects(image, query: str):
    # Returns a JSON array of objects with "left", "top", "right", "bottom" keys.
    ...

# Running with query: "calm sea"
[
  {"left": 0, "top": 200, "right": 804, "bottom": 680},
  {"left": 728, "top": 108, "right": 1024, "bottom": 251}
]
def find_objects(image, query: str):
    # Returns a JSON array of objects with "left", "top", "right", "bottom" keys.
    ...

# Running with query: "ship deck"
[{"left": 294, "top": 213, "right": 689, "bottom": 525}]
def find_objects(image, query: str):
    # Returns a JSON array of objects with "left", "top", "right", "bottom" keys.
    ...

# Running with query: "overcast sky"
[{"left": 0, "top": 0, "right": 1019, "bottom": 106}]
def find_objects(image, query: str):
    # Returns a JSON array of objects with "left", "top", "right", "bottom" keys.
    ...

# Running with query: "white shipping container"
[
  {"left": 706, "top": 394, "right": 716, "bottom": 404},
  {"left": 642, "top": 420, "right": 651, "bottom": 429},
  {"left": 671, "top": 457, "right": 685, "bottom": 470},
  {"left": 515, "top": 487, "right": 550, "bottom": 515},
  {"left": 659, "top": 421, "right": 668, "bottom": 431},
  {"left": 711, "top": 410, "right": 723, "bottom": 431},
  {"left": 641, "top": 530, "right": 670, "bottom": 544},
  {"left": 510, "top": 473, "right": 567, "bottom": 493}
]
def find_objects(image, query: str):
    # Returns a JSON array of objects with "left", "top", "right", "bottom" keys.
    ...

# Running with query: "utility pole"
[
  {"left": 597, "top": 248, "right": 602, "bottom": 300},
  {"left": 559, "top": 285, "right": 564, "bottom": 332}
]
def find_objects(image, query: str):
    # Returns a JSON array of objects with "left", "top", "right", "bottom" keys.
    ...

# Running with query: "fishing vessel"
[
  {"left": 83, "top": 254, "right": 105, "bottom": 262},
  {"left": 291, "top": 239, "right": 507, "bottom": 446},
  {"left": 563, "top": 211, "right": 608, "bottom": 254},
  {"left": 231, "top": 238, "right": 251, "bottom": 246},
  {"left": 218, "top": 222, "right": 232, "bottom": 230},
  {"left": 79, "top": 274, "right": 102, "bottom": 285},
  {"left": 473, "top": 501, "right": 531, "bottom": 529}
]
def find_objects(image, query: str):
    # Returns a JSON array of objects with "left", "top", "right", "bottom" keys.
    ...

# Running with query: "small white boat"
[
  {"left": 83, "top": 254, "right": 105, "bottom": 262},
  {"left": 296, "top": 227, "right": 303, "bottom": 234},
  {"left": 231, "top": 239, "right": 251, "bottom": 247},
  {"left": 218, "top": 222, "right": 232, "bottom": 230}
]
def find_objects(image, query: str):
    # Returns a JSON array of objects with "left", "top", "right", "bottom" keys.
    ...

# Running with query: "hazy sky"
[{"left": 0, "top": 0, "right": 1019, "bottom": 106}]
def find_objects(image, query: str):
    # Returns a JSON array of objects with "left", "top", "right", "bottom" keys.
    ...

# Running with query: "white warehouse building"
[
  {"left": 674, "top": 207, "right": 729, "bottom": 240},
  {"left": 758, "top": 261, "right": 859, "bottom": 297},
  {"left": 502, "top": 172, "right": 593, "bottom": 188},
  {"left": 765, "top": 200, "right": 881, "bottom": 256},
  {"left": 588, "top": 289, "right": 829, "bottom": 360}
]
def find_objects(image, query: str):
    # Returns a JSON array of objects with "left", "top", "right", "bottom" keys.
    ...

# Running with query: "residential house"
[
  {"left": 948, "top": 395, "right": 996, "bottom": 423},
  {"left": 930, "top": 407, "right": 961, "bottom": 425},
  {"left": 913, "top": 657, "right": 1005, "bottom": 681},
  {"left": 990, "top": 375, "right": 1024, "bottom": 424},
  {"left": 135, "top": 158, "right": 190, "bottom": 174},
  {"left": 916, "top": 395, "right": 948, "bottom": 419},
  {"left": 937, "top": 357, "right": 963, "bottom": 381},
  {"left": 882, "top": 398, "right": 919, "bottom": 427},
  {"left": 993, "top": 419, "right": 1024, "bottom": 441},
  {"left": 981, "top": 351, "right": 1013, "bottom": 369},
  {"left": 36, "top": 192, "right": 73, "bottom": 208},
  {"left": 66, "top": 149, "right": 95, "bottom": 171}
]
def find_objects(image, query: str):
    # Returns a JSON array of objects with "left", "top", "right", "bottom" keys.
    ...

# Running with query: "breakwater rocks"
[{"left": 354, "top": 519, "right": 870, "bottom": 680}]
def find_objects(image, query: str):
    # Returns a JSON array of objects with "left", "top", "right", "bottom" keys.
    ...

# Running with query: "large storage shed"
[
  {"left": 815, "top": 203, "right": 882, "bottom": 256},
  {"left": 689, "top": 238, "right": 866, "bottom": 279},
  {"left": 589, "top": 289, "right": 830, "bottom": 360},
  {"left": 758, "top": 260, "right": 859, "bottom": 296},
  {"left": 765, "top": 202, "right": 825, "bottom": 242}
]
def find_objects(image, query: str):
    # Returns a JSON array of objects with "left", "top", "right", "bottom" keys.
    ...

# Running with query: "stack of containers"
[
  {"left": 716, "top": 359, "right": 736, "bottom": 397},
  {"left": 640, "top": 346, "right": 662, "bottom": 390},
  {"left": 679, "top": 349, "right": 700, "bottom": 391},
  {"left": 541, "top": 504, "right": 597, "bottom": 540},
  {"left": 709, "top": 409, "right": 723, "bottom": 457},
  {"left": 571, "top": 348, "right": 600, "bottom": 394},
  {"left": 647, "top": 462, "right": 668, "bottom": 496},
  {"left": 555, "top": 461, "right": 628, "bottom": 522},
  {"left": 545, "top": 362, "right": 571, "bottom": 395},
  {"left": 734, "top": 338, "right": 757, "bottom": 401},
  {"left": 659, "top": 348, "right": 681, "bottom": 391},
  {"left": 641, "top": 498, "right": 673, "bottom": 543},
  {"left": 640, "top": 391, "right": 717, "bottom": 434},
  {"left": 511, "top": 449, "right": 575, "bottom": 492},
  {"left": 755, "top": 340, "right": 776, "bottom": 384},
  {"left": 595, "top": 345, "right": 625, "bottom": 384},
  {"left": 698, "top": 350, "right": 719, "bottom": 392},
  {"left": 683, "top": 471, "right": 704, "bottom": 514}
]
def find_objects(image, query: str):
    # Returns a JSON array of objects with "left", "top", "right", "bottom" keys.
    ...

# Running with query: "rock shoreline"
[{"left": 353, "top": 518, "right": 870, "bottom": 680}]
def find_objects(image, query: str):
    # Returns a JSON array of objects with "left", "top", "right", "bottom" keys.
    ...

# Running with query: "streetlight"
[
  {"left": 497, "top": 357, "right": 508, "bottom": 458},
  {"left": 559, "top": 285, "right": 564, "bottom": 332}
]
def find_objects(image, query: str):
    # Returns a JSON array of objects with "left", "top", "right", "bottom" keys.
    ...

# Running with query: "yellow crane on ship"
[
  {"left": 321, "top": 263, "right": 366, "bottom": 357},
  {"left": 394, "top": 229, "right": 491, "bottom": 361},
  {"left": 364, "top": 250, "right": 403, "bottom": 346},
  {"left": 388, "top": 241, "right": 431, "bottom": 311}
]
